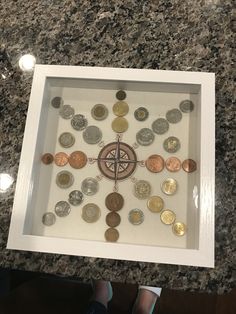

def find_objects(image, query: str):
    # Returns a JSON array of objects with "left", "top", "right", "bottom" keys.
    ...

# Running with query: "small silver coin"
[
  {"left": 166, "top": 108, "right": 182, "bottom": 124},
  {"left": 58, "top": 132, "right": 75, "bottom": 148},
  {"left": 59, "top": 105, "right": 75, "bottom": 119},
  {"left": 163, "top": 136, "right": 181, "bottom": 153},
  {"left": 152, "top": 118, "right": 169, "bottom": 134},
  {"left": 56, "top": 171, "right": 74, "bottom": 189},
  {"left": 136, "top": 128, "right": 155, "bottom": 146},
  {"left": 42, "top": 212, "right": 56, "bottom": 226},
  {"left": 71, "top": 114, "right": 88, "bottom": 131},
  {"left": 51, "top": 97, "right": 63, "bottom": 109},
  {"left": 128, "top": 209, "right": 144, "bottom": 225},
  {"left": 82, "top": 203, "right": 101, "bottom": 223},
  {"left": 91, "top": 104, "right": 109, "bottom": 121},
  {"left": 134, "top": 107, "right": 149, "bottom": 121},
  {"left": 54, "top": 201, "right": 71, "bottom": 217},
  {"left": 179, "top": 100, "right": 194, "bottom": 113},
  {"left": 68, "top": 190, "right": 84, "bottom": 206},
  {"left": 83, "top": 126, "right": 102, "bottom": 144},
  {"left": 81, "top": 177, "right": 99, "bottom": 196},
  {"left": 134, "top": 180, "right": 152, "bottom": 199}
]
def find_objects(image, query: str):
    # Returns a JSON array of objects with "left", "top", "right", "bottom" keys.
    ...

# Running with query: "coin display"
[
  {"left": 136, "top": 128, "right": 155, "bottom": 146},
  {"left": 182, "top": 159, "right": 197, "bottom": 173},
  {"left": 105, "top": 228, "right": 119, "bottom": 242},
  {"left": 116, "top": 90, "right": 126, "bottom": 101},
  {"left": 54, "top": 152, "right": 68, "bottom": 166},
  {"left": 82, "top": 203, "right": 101, "bottom": 223},
  {"left": 106, "top": 212, "right": 121, "bottom": 227},
  {"left": 147, "top": 196, "right": 164, "bottom": 213},
  {"left": 42, "top": 212, "right": 56, "bottom": 226},
  {"left": 55, "top": 201, "right": 71, "bottom": 217},
  {"left": 51, "top": 96, "right": 63, "bottom": 109},
  {"left": 68, "top": 190, "right": 84, "bottom": 206},
  {"left": 56, "top": 171, "right": 74, "bottom": 189},
  {"left": 165, "top": 157, "right": 181, "bottom": 172},
  {"left": 83, "top": 125, "right": 102, "bottom": 144},
  {"left": 179, "top": 100, "right": 194, "bottom": 113},
  {"left": 163, "top": 136, "right": 181, "bottom": 153},
  {"left": 41, "top": 153, "right": 54, "bottom": 165},
  {"left": 161, "top": 178, "right": 178, "bottom": 195},
  {"left": 91, "top": 104, "right": 108, "bottom": 121},
  {"left": 59, "top": 105, "right": 75, "bottom": 119},
  {"left": 172, "top": 222, "right": 187, "bottom": 236},
  {"left": 152, "top": 118, "right": 169, "bottom": 135},
  {"left": 58, "top": 132, "right": 75, "bottom": 148},
  {"left": 68, "top": 151, "right": 87, "bottom": 169},
  {"left": 81, "top": 177, "right": 99, "bottom": 196},
  {"left": 128, "top": 209, "right": 144, "bottom": 225},
  {"left": 134, "top": 107, "right": 149, "bottom": 121},
  {"left": 166, "top": 108, "right": 182, "bottom": 124},
  {"left": 113, "top": 101, "right": 129, "bottom": 117},
  {"left": 105, "top": 192, "right": 124, "bottom": 211},
  {"left": 134, "top": 180, "right": 151, "bottom": 199},
  {"left": 160, "top": 210, "right": 176, "bottom": 225},
  {"left": 145, "top": 154, "right": 164, "bottom": 173},
  {"left": 111, "top": 117, "right": 129, "bottom": 133},
  {"left": 71, "top": 114, "right": 88, "bottom": 131}
]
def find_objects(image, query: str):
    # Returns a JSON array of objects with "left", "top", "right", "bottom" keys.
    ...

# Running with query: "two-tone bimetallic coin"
[
  {"left": 58, "top": 132, "right": 75, "bottom": 148},
  {"left": 134, "top": 180, "right": 151, "bottom": 199},
  {"left": 172, "top": 222, "right": 187, "bottom": 236},
  {"left": 41, "top": 153, "right": 54, "bottom": 165},
  {"left": 163, "top": 136, "right": 181, "bottom": 153},
  {"left": 83, "top": 126, "right": 102, "bottom": 144},
  {"left": 161, "top": 178, "right": 178, "bottom": 195},
  {"left": 116, "top": 90, "right": 126, "bottom": 101},
  {"left": 128, "top": 209, "right": 144, "bottom": 225},
  {"left": 134, "top": 107, "right": 149, "bottom": 121},
  {"left": 81, "top": 177, "right": 99, "bottom": 196},
  {"left": 68, "top": 190, "right": 84, "bottom": 206},
  {"left": 51, "top": 96, "right": 63, "bottom": 109},
  {"left": 166, "top": 109, "right": 182, "bottom": 124},
  {"left": 152, "top": 118, "right": 169, "bottom": 134},
  {"left": 179, "top": 100, "right": 194, "bottom": 113},
  {"left": 54, "top": 201, "right": 71, "bottom": 217},
  {"left": 91, "top": 104, "right": 108, "bottom": 121},
  {"left": 105, "top": 228, "right": 119, "bottom": 242},
  {"left": 106, "top": 212, "right": 121, "bottom": 227},
  {"left": 160, "top": 210, "right": 176, "bottom": 225},
  {"left": 71, "top": 114, "right": 88, "bottom": 131},
  {"left": 42, "top": 212, "right": 56, "bottom": 226},
  {"left": 56, "top": 171, "right": 74, "bottom": 189},
  {"left": 136, "top": 128, "right": 155, "bottom": 146},
  {"left": 59, "top": 105, "right": 75, "bottom": 119},
  {"left": 111, "top": 117, "right": 129, "bottom": 133},
  {"left": 147, "top": 196, "right": 164, "bottom": 213},
  {"left": 113, "top": 101, "right": 129, "bottom": 116},
  {"left": 105, "top": 192, "right": 124, "bottom": 211},
  {"left": 82, "top": 203, "right": 101, "bottom": 223}
]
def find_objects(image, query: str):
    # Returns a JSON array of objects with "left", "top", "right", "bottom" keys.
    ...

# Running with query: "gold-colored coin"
[
  {"left": 113, "top": 101, "right": 129, "bottom": 117},
  {"left": 128, "top": 209, "right": 144, "bottom": 225},
  {"left": 147, "top": 196, "right": 164, "bottom": 213},
  {"left": 172, "top": 222, "right": 187, "bottom": 236},
  {"left": 111, "top": 117, "right": 128, "bottom": 133},
  {"left": 161, "top": 178, "right": 178, "bottom": 195},
  {"left": 105, "top": 228, "right": 119, "bottom": 242},
  {"left": 160, "top": 210, "right": 176, "bottom": 225}
]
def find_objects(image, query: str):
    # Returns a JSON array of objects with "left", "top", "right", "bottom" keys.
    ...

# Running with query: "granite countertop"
[{"left": 0, "top": 0, "right": 235, "bottom": 294}]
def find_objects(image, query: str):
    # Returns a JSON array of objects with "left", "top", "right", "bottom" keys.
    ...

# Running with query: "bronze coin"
[
  {"left": 106, "top": 212, "right": 121, "bottom": 227},
  {"left": 165, "top": 157, "right": 181, "bottom": 172},
  {"left": 105, "top": 192, "right": 124, "bottom": 211},
  {"left": 145, "top": 155, "right": 164, "bottom": 173},
  {"left": 182, "top": 159, "right": 197, "bottom": 173},
  {"left": 68, "top": 151, "right": 87, "bottom": 169},
  {"left": 54, "top": 152, "right": 68, "bottom": 166},
  {"left": 41, "top": 153, "right": 54, "bottom": 165},
  {"left": 116, "top": 90, "right": 126, "bottom": 101},
  {"left": 105, "top": 228, "right": 119, "bottom": 242}
]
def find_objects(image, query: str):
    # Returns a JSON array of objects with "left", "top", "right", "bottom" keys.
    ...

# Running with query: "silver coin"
[
  {"left": 163, "top": 136, "right": 181, "bottom": 153},
  {"left": 83, "top": 126, "right": 102, "bottom": 144},
  {"left": 56, "top": 171, "right": 74, "bottom": 189},
  {"left": 166, "top": 108, "right": 182, "bottom": 124},
  {"left": 55, "top": 201, "right": 71, "bottom": 217},
  {"left": 179, "top": 100, "right": 194, "bottom": 113},
  {"left": 71, "top": 114, "right": 88, "bottom": 131},
  {"left": 59, "top": 105, "right": 75, "bottom": 119},
  {"left": 42, "top": 212, "right": 56, "bottom": 226},
  {"left": 128, "top": 209, "right": 144, "bottom": 225},
  {"left": 82, "top": 203, "right": 101, "bottom": 223},
  {"left": 68, "top": 190, "right": 84, "bottom": 206},
  {"left": 134, "top": 107, "right": 149, "bottom": 121},
  {"left": 134, "top": 180, "right": 152, "bottom": 199},
  {"left": 81, "top": 177, "right": 99, "bottom": 196},
  {"left": 91, "top": 104, "right": 109, "bottom": 121},
  {"left": 58, "top": 132, "right": 75, "bottom": 148},
  {"left": 136, "top": 128, "right": 155, "bottom": 146},
  {"left": 51, "top": 96, "right": 63, "bottom": 109},
  {"left": 152, "top": 118, "right": 169, "bottom": 134}
]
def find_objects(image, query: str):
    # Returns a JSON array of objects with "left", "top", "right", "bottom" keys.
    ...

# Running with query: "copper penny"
[
  {"left": 182, "top": 159, "right": 197, "bottom": 173},
  {"left": 145, "top": 155, "right": 164, "bottom": 173},
  {"left": 54, "top": 152, "right": 68, "bottom": 166},
  {"left": 106, "top": 212, "right": 121, "bottom": 227},
  {"left": 105, "top": 228, "right": 119, "bottom": 242},
  {"left": 165, "top": 157, "right": 181, "bottom": 172},
  {"left": 68, "top": 151, "right": 87, "bottom": 169},
  {"left": 41, "top": 153, "right": 54, "bottom": 165},
  {"left": 105, "top": 192, "right": 124, "bottom": 211}
]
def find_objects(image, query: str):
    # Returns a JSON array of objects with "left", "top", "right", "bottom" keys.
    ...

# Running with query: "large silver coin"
[
  {"left": 166, "top": 108, "right": 182, "bottom": 124},
  {"left": 81, "top": 177, "right": 99, "bottom": 196},
  {"left": 56, "top": 171, "right": 74, "bottom": 189},
  {"left": 136, "top": 128, "right": 155, "bottom": 146},
  {"left": 83, "top": 126, "right": 102, "bottom": 144},
  {"left": 55, "top": 201, "right": 71, "bottom": 217},
  {"left": 128, "top": 209, "right": 144, "bottom": 225},
  {"left": 134, "top": 107, "right": 149, "bottom": 121},
  {"left": 71, "top": 114, "right": 88, "bottom": 131},
  {"left": 51, "top": 96, "right": 63, "bottom": 109},
  {"left": 163, "top": 136, "right": 181, "bottom": 153},
  {"left": 42, "top": 212, "right": 56, "bottom": 226},
  {"left": 59, "top": 105, "right": 75, "bottom": 119},
  {"left": 91, "top": 104, "right": 108, "bottom": 121},
  {"left": 179, "top": 100, "right": 194, "bottom": 113},
  {"left": 134, "top": 180, "right": 152, "bottom": 199},
  {"left": 152, "top": 118, "right": 169, "bottom": 134},
  {"left": 68, "top": 190, "right": 84, "bottom": 206},
  {"left": 82, "top": 203, "right": 101, "bottom": 223},
  {"left": 58, "top": 132, "right": 75, "bottom": 148}
]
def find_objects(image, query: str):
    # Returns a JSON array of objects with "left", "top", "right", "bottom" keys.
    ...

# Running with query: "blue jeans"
[{"left": 86, "top": 301, "right": 107, "bottom": 314}]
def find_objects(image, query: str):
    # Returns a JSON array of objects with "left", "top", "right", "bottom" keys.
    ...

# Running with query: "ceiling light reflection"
[
  {"left": 0, "top": 173, "right": 14, "bottom": 192},
  {"left": 192, "top": 185, "right": 199, "bottom": 209},
  {"left": 18, "top": 54, "right": 36, "bottom": 72}
]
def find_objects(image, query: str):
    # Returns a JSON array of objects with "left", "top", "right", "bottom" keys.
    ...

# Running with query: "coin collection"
[{"left": 41, "top": 92, "right": 196, "bottom": 241}]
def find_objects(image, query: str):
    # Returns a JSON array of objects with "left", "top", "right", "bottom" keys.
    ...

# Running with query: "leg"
[{"left": 133, "top": 286, "right": 162, "bottom": 314}]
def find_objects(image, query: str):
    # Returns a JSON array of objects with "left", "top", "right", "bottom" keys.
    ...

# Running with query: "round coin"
[
  {"left": 56, "top": 171, "right": 74, "bottom": 189},
  {"left": 81, "top": 177, "right": 99, "bottom": 196},
  {"left": 82, "top": 203, "right": 101, "bottom": 223},
  {"left": 51, "top": 96, "right": 63, "bottom": 109},
  {"left": 113, "top": 101, "right": 129, "bottom": 117},
  {"left": 58, "top": 132, "right": 75, "bottom": 148},
  {"left": 54, "top": 152, "right": 68, "bottom": 166},
  {"left": 68, "top": 190, "right": 84, "bottom": 206},
  {"left": 42, "top": 212, "right": 56, "bottom": 226},
  {"left": 71, "top": 114, "right": 88, "bottom": 131},
  {"left": 134, "top": 180, "right": 151, "bottom": 199},
  {"left": 116, "top": 90, "right": 126, "bottom": 101},
  {"left": 147, "top": 196, "right": 164, "bottom": 213},
  {"left": 136, "top": 128, "right": 155, "bottom": 146},
  {"left": 160, "top": 209, "right": 176, "bottom": 225},
  {"left": 165, "top": 157, "right": 181, "bottom": 172},
  {"left": 128, "top": 209, "right": 144, "bottom": 225},
  {"left": 83, "top": 125, "right": 102, "bottom": 144},
  {"left": 105, "top": 228, "right": 119, "bottom": 242},
  {"left": 105, "top": 192, "right": 124, "bottom": 211},
  {"left": 182, "top": 159, "right": 197, "bottom": 173},
  {"left": 134, "top": 107, "right": 149, "bottom": 121},
  {"left": 59, "top": 105, "right": 75, "bottom": 119},
  {"left": 106, "top": 212, "right": 121, "bottom": 227},
  {"left": 91, "top": 104, "right": 108, "bottom": 121},
  {"left": 179, "top": 100, "right": 194, "bottom": 113},
  {"left": 68, "top": 151, "right": 87, "bottom": 169},
  {"left": 54, "top": 201, "right": 71, "bottom": 217},
  {"left": 163, "top": 136, "right": 181, "bottom": 153},
  {"left": 41, "top": 153, "right": 54, "bottom": 165},
  {"left": 166, "top": 108, "right": 182, "bottom": 124},
  {"left": 172, "top": 222, "right": 187, "bottom": 236},
  {"left": 145, "top": 154, "right": 164, "bottom": 173},
  {"left": 111, "top": 117, "right": 129, "bottom": 133},
  {"left": 152, "top": 118, "right": 169, "bottom": 135},
  {"left": 161, "top": 178, "right": 178, "bottom": 195}
]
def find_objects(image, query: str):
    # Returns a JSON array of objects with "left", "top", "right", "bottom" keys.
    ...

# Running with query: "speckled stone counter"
[{"left": 0, "top": 0, "right": 235, "bottom": 294}]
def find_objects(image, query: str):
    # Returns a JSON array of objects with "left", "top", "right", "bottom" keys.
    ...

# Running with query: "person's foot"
[
  {"left": 91, "top": 280, "right": 113, "bottom": 308},
  {"left": 133, "top": 286, "right": 162, "bottom": 314}
]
